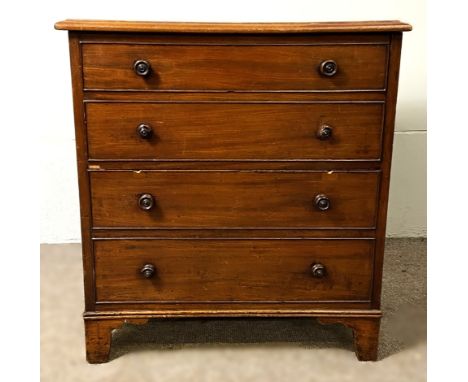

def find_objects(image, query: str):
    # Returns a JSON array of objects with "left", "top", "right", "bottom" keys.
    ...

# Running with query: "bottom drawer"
[{"left": 94, "top": 239, "right": 374, "bottom": 303}]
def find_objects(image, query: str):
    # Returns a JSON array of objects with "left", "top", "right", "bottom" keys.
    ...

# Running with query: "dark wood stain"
[
  {"left": 86, "top": 102, "right": 384, "bottom": 160},
  {"left": 82, "top": 44, "right": 388, "bottom": 91},
  {"left": 89, "top": 171, "right": 380, "bottom": 229},
  {"left": 56, "top": 20, "right": 410, "bottom": 363},
  {"left": 55, "top": 19, "right": 412, "bottom": 33},
  {"left": 93, "top": 239, "right": 374, "bottom": 302}
]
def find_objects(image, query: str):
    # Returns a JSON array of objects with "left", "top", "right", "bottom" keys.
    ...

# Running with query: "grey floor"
[{"left": 41, "top": 238, "right": 426, "bottom": 382}]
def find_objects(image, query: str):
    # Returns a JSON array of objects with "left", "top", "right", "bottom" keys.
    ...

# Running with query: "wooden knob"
[
  {"left": 314, "top": 194, "right": 330, "bottom": 211},
  {"left": 317, "top": 124, "right": 333, "bottom": 140},
  {"left": 138, "top": 194, "right": 154, "bottom": 211},
  {"left": 140, "top": 264, "right": 155, "bottom": 278},
  {"left": 137, "top": 123, "right": 153, "bottom": 139},
  {"left": 133, "top": 59, "right": 151, "bottom": 76},
  {"left": 319, "top": 60, "right": 338, "bottom": 77},
  {"left": 311, "top": 263, "right": 326, "bottom": 278}
]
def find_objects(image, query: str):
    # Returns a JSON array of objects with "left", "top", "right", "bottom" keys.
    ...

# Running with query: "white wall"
[{"left": 40, "top": 0, "right": 426, "bottom": 243}]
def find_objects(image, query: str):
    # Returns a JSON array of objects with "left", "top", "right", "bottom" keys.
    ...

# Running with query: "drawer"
[
  {"left": 90, "top": 171, "right": 379, "bottom": 229},
  {"left": 82, "top": 44, "right": 388, "bottom": 91},
  {"left": 94, "top": 239, "right": 374, "bottom": 303},
  {"left": 86, "top": 102, "right": 384, "bottom": 160}
]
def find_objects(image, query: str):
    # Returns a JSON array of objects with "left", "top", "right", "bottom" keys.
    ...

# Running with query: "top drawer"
[{"left": 82, "top": 44, "right": 388, "bottom": 91}]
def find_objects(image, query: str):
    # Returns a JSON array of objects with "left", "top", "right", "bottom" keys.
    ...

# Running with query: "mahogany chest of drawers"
[{"left": 55, "top": 19, "right": 411, "bottom": 363}]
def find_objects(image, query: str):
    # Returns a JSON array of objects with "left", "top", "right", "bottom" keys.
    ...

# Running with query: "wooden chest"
[{"left": 55, "top": 19, "right": 411, "bottom": 363}]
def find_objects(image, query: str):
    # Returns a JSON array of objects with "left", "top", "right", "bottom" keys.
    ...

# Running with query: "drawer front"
[
  {"left": 82, "top": 44, "right": 387, "bottom": 91},
  {"left": 94, "top": 239, "right": 374, "bottom": 303},
  {"left": 86, "top": 103, "right": 384, "bottom": 160},
  {"left": 90, "top": 171, "right": 379, "bottom": 229}
]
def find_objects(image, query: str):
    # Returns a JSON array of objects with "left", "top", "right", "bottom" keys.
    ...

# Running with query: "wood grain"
[
  {"left": 93, "top": 301, "right": 372, "bottom": 311},
  {"left": 85, "top": 309, "right": 381, "bottom": 318},
  {"left": 372, "top": 33, "right": 403, "bottom": 308},
  {"left": 89, "top": 171, "right": 380, "bottom": 229},
  {"left": 91, "top": 229, "right": 376, "bottom": 238},
  {"left": 84, "top": 318, "right": 148, "bottom": 363},
  {"left": 55, "top": 20, "right": 412, "bottom": 33},
  {"left": 318, "top": 316, "right": 381, "bottom": 361},
  {"left": 78, "top": 32, "right": 391, "bottom": 46},
  {"left": 87, "top": 160, "right": 383, "bottom": 171},
  {"left": 56, "top": 21, "right": 410, "bottom": 363},
  {"left": 67, "top": 33, "right": 96, "bottom": 311},
  {"left": 93, "top": 239, "right": 374, "bottom": 303},
  {"left": 86, "top": 102, "right": 384, "bottom": 160},
  {"left": 82, "top": 44, "right": 388, "bottom": 91},
  {"left": 84, "top": 91, "right": 387, "bottom": 102},
  {"left": 83, "top": 309, "right": 380, "bottom": 362}
]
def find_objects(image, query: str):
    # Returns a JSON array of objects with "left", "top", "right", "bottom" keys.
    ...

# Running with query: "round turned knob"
[
  {"left": 319, "top": 60, "right": 338, "bottom": 77},
  {"left": 133, "top": 59, "right": 151, "bottom": 76},
  {"left": 317, "top": 124, "right": 333, "bottom": 140},
  {"left": 138, "top": 193, "right": 154, "bottom": 211},
  {"left": 311, "top": 263, "right": 326, "bottom": 278},
  {"left": 137, "top": 123, "right": 153, "bottom": 139},
  {"left": 140, "top": 264, "right": 155, "bottom": 278},
  {"left": 314, "top": 194, "right": 331, "bottom": 211}
]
